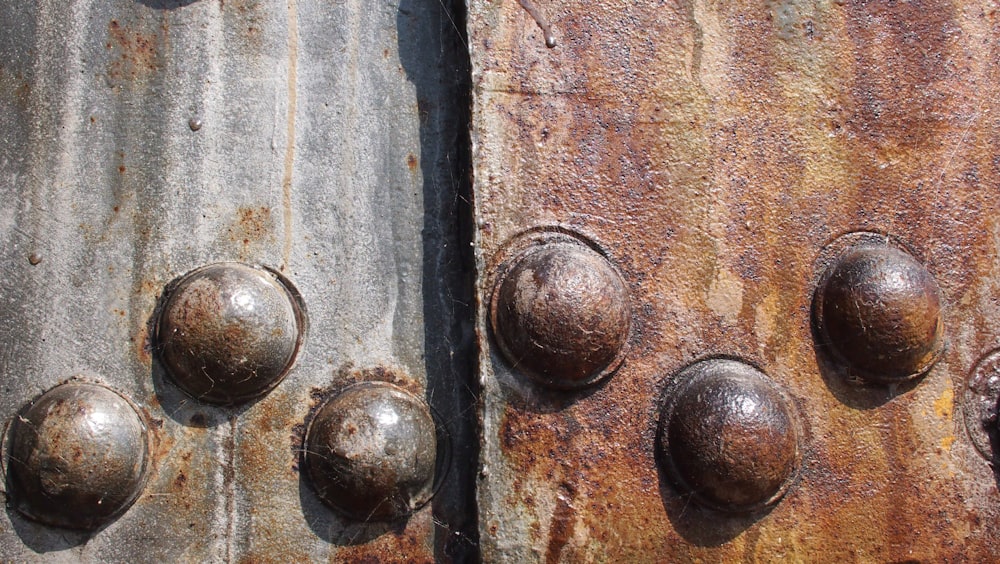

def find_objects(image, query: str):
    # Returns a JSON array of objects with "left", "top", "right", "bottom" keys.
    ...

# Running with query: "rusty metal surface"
[
  {"left": 472, "top": 0, "right": 1000, "bottom": 560},
  {"left": 0, "top": 0, "right": 475, "bottom": 561}
]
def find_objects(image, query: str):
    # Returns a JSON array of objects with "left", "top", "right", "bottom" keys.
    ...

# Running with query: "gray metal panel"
[{"left": 0, "top": 0, "right": 475, "bottom": 561}]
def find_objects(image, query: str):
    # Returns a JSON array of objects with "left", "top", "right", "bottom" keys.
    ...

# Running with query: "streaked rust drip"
[
  {"left": 517, "top": 0, "right": 556, "bottom": 48},
  {"left": 282, "top": 0, "right": 299, "bottom": 270}
]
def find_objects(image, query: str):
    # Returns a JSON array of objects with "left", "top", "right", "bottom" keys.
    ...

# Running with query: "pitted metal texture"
[{"left": 471, "top": 0, "right": 1000, "bottom": 560}]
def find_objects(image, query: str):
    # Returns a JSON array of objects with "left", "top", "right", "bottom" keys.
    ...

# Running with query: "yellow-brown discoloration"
[{"left": 473, "top": 0, "right": 1000, "bottom": 559}]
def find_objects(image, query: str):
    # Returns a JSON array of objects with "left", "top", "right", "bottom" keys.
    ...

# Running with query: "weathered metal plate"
[
  {"left": 0, "top": 0, "right": 474, "bottom": 561},
  {"left": 471, "top": 0, "right": 1000, "bottom": 560}
]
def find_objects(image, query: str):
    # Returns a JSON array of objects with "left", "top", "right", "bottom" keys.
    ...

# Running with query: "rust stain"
[
  {"left": 407, "top": 153, "right": 418, "bottom": 172},
  {"left": 173, "top": 471, "right": 187, "bottom": 490},
  {"left": 134, "top": 317, "right": 152, "bottom": 366},
  {"left": 245, "top": 370, "right": 434, "bottom": 561},
  {"left": 331, "top": 512, "right": 436, "bottom": 564},
  {"left": 473, "top": 0, "right": 1000, "bottom": 559},
  {"left": 934, "top": 387, "right": 954, "bottom": 420},
  {"left": 940, "top": 435, "right": 956, "bottom": 451},
  {"left": 545, "top": 483, "right": 576, "bottom": 564}
]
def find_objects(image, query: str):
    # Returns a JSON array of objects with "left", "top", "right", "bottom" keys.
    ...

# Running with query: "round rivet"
[
  {"left": 304, "top": 382, "right": 437, "bottom": 521},
  {"left": 5, "top": 382, "right": 150, "bottom": 530},
  {"left": 490, "top": 238, "right": 630, "bottom": 389},
  {"left": 658, "top": 359, "right": 800, "bottom": 512},
  {"left": 188, "top": 118, "right": 202, "bottom": 131},
  {"left": 963, "top": 349, "right": 1000, "bottom": 462},
  {"left": 156, "top": 262, "right": 305, "bottom": 404},
  {"left": 814, "top": 244, "right": 943, "bottom": 383}
]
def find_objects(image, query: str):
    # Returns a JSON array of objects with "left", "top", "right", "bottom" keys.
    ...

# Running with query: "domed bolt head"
[
  {"left": 814, "top": 245, "right": 943, "bottom": 383},
  {"left": 659, "top": 359, "right": 800, "bottom": 513},
  {"left": 6, "top": 382, "right": 150, "bottom": 530},
  {"left": 304, "top": 382, "right": 437, "bottom": 521},
  {"left": 156, "top": 262, "right": 305, "bottom": 404},
  {"left": 490, "top": 240, "right": 631, "bottom": 389}
]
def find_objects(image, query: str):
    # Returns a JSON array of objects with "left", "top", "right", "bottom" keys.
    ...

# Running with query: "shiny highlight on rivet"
[{"left": 155, "top": 262, "right": 305, "bottom": 405}]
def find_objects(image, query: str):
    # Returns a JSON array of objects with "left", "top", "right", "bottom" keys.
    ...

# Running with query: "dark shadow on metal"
[
  {"left": 398, "top": 0, "right": 480, "bottom": 562},
  {"left": 1, "top": 401, "right": 127, "bottom": 550},
  {"left": 3, "top": 412, "right": 98, "bottom": 551},
  {"left": 987, "top": 394, "right": 1000, "bottom": 491},
  {"left": 490, "top": 351, "right": 620, "bottom": 415},
  {"left": 296, "top": 476, "right": 406, "bottom": 546},
  {"left": 2, "top": 510, "right": 95, "bottom": 553},
  {"left": 135, "top": 0, "right": 200, "bottom": 8}
]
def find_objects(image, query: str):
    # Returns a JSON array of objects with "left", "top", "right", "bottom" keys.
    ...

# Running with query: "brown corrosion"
[
  {"left": 302, "top": 382, "right": 438, "bottom": 521},
  {"left": 472, "top": 0, "right": 1000, "bottom": 560},
  {"left": 227, "top": 206, "right": 275, "bottom": 261},
  {"left": 105, "top": 17, "right": 166, "bottom": 88},
  {"left": 239, "top": 363, "right": 437, "bottom": 561},
  {"left": 5, "top": 382, "right": 151, "bottom": 530},
  {"left": 659, "top": 359, "right": 800, "bottom": 512}
]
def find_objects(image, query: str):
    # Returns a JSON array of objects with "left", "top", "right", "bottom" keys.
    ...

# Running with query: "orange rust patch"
[
  {"left": 227, "top": 206, "right": 275, "bottom": 260},
  {"left": 106, "top": 19, "right": 161, "bottom": 86},
  {"left": 133, "top": 322, "right": 151, "bottom": 366}
]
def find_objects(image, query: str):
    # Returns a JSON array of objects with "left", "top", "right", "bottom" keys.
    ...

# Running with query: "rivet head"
[
  {"left": 156, "top": 262, "right": 304, "bottom": 404},
  {"left": 6, "top": 382, "right": 150, "bottom": 530},
  {"left": 814, "top": 245, "right": 943, "bottom": 383},
  {"left": 963, "top": 349, "right": 1000, "bottom": 462},
  {"left": 490, "top": 239, "right": 630, "bottom": 389},
  {"left": 659, "top": 359, "right": 800, "bottom": 512},
  {"left": 304, "top": 382, "right": 437, "bottom": 521}
]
